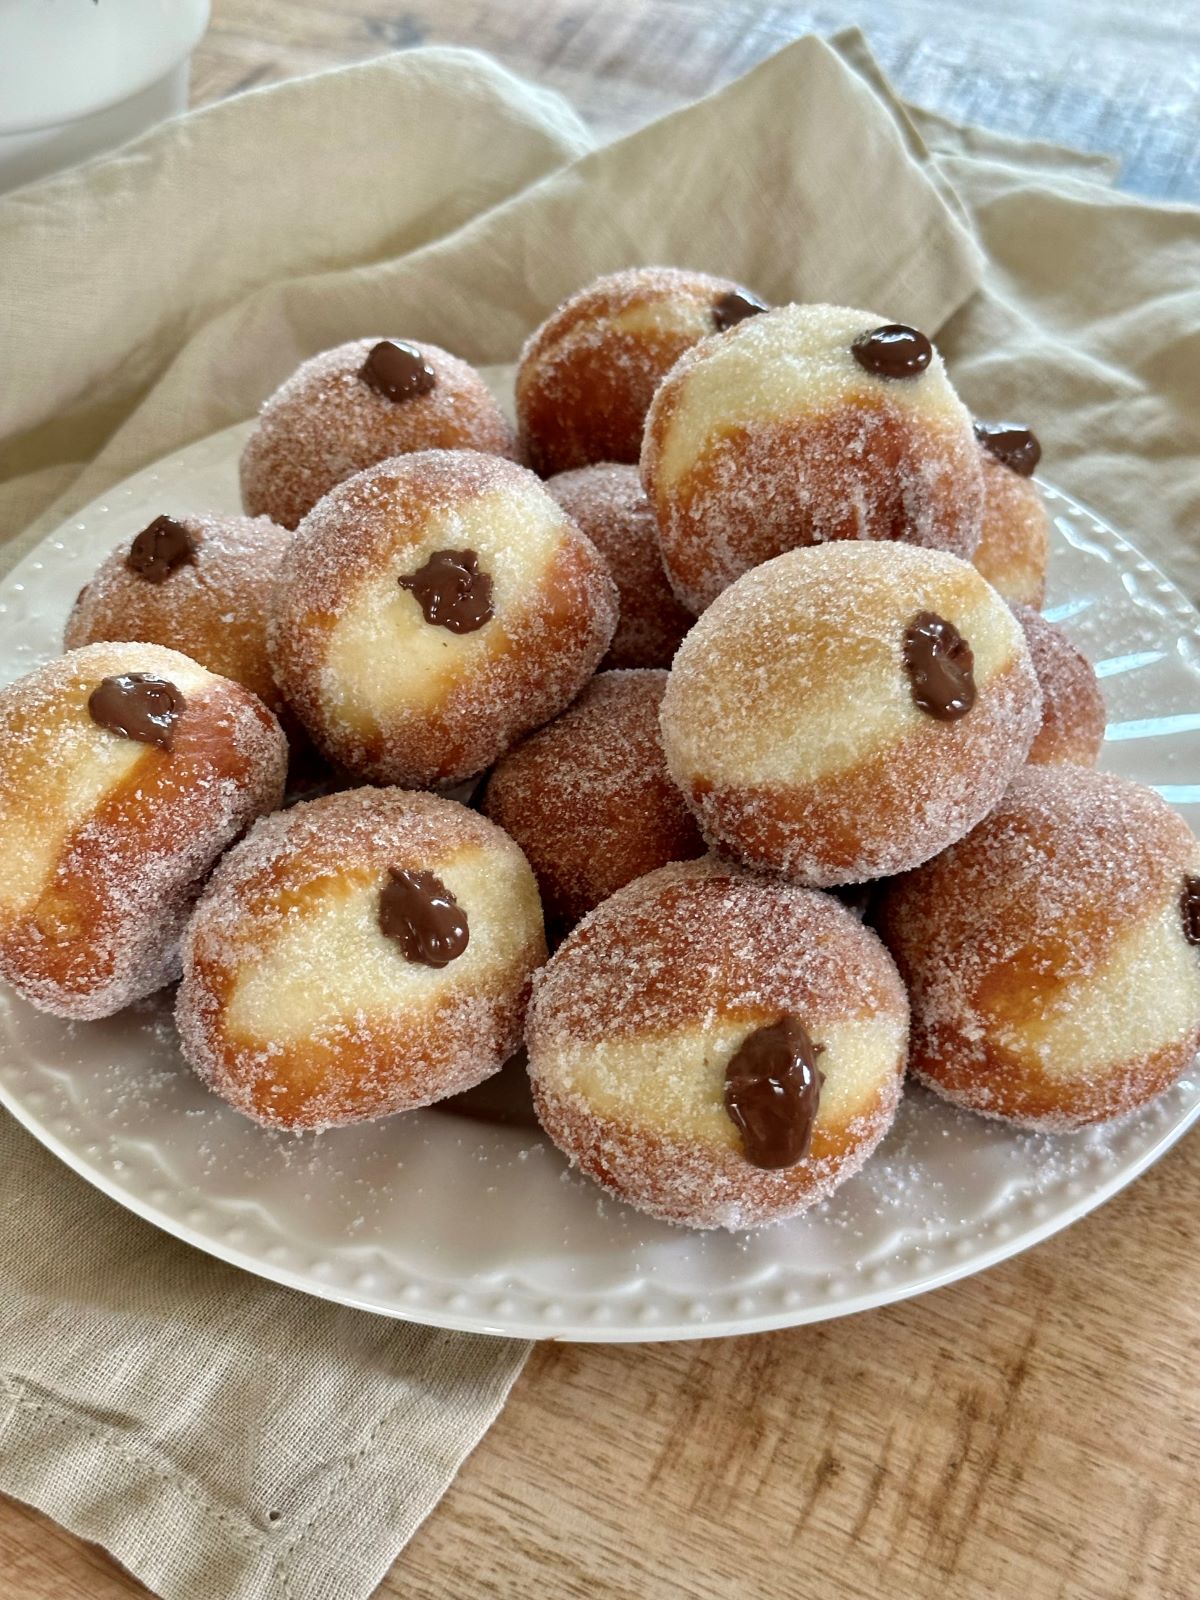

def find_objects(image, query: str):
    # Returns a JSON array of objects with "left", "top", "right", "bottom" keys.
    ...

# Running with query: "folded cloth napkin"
[
  {"left": 0, "top": 36, "right": 987, "bottom": 1600},
  {"left": 2, "top": 28, "right": 1199, "bottom": 1600}
]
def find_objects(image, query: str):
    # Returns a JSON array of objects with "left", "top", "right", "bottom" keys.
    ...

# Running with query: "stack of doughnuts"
[{"left": 3, "top": 266, "right": 1194, "bottom": 1238}]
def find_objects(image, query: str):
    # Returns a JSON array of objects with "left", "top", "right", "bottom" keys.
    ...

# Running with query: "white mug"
[{"left": 0, "top": 0, "right": 211, "bottom": 194}]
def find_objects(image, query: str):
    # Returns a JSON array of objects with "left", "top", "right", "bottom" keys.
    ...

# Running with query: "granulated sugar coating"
[
  {"left": 65, "top": 512, "right": 292, "bottom": 710},
  {"left": 0, "top": 641, "right": 287, "bottom": 1020},
  {"left": 526, "top": 858, "right": 909, "bottom": 1229},
  {"left": 1011, "top": 603, "right": 1106, "bottom": 767},
  {"left": 660, "top": 542, "right": 1042, "bottom": 887},
  {"left": 177, "top": 787, "right": 547, "bottom": 1130},
  {"left": 516, "top": 267, "right": 767, "bottom": 477},
  {"left": 878, "top": 766, "right": 1200, "bottom": 1129},
  {"left": 239, "top": 338, "right": 517, "bottom": 530},
  {"left": 267, "top": 450, "right": 618, "bottom": 788},
  {"left": 546, "top": 463, "right": 694, "bottom": 669},
  {"left": 972, "top": 449, "right": 1050, "bottom": 609},
  {"left": 641, "top": 302, "right": 984, "bottom": 615},
  {"left": 482, "top": 670, "right": 704, "bottom": 932}
]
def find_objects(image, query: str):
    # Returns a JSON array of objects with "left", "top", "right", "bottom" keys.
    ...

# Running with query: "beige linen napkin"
[
  {"left": 0, "top": 37, "right": 990, "bottom": 1600},
  {"left": 4, "top": 28, "right": 1200, "bottom": 1600},
  {"left": 833, "top": 31, "right": 1200, "bottom": 603}
]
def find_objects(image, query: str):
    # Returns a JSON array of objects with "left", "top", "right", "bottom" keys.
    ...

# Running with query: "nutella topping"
[
  {"left": 973, "top": 420, "right": 1042, "bottom": 477},
  {"left": 1182, "top": 875, "right": 1200, "bottom": 947},
  {"left": 378, "top": 868, "right": 469, "bottom": 968},
  {"left": 359, "top": 339, "right": 436, "bottom": 402},
  {"left": 399, "top": 548, "right": 494, "bottom": 633},
  {"left": 126, "top": 515, "right": 195, "bottom": 583},
  {"left": 724, "top": 1017, "right": 823, "bottom": 1170},
  {"left": 712, "top": 288, "right": 769, "bottom": 332},
  {"left": 903, "top": 611, "right": 976, "bottom": 721},
  {"left": 851, "top": 323, "right": 933, "bottom": 379},
  {"left": 87, "top": 673, "right": 183, "bottom": 750}
]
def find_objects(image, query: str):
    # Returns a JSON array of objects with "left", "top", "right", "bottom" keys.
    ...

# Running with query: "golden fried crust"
[
  {"left": 533, "top": 1071, "right": 902, "bottom": 1230},
  {"left": 535, "top": 864, "right": 908, "bottom": 1041},
  {"left": 546, "top": 464, "right": 694, "bottom": 670},
  {"left": 1011, "top": 603, "right": 1106, "bottom": 767},
  {"left": 526, "top": 860, "right": 909, "bottom": 1229},
  {"left": 240, "top": 339, "right": 517, "bottom": 530},
  {"left": 660, "top": 543, "right": 1041, "bottom": 887},
  {"left": 899, "top": 1020, "right": 1196, "bottom": 1128},
  {"left": 648, "top": 406, "right": 983, "bottom": 615},
  {"left": 267, "top": 450, "right": 618, "bottom": 786},
  {"left": 65, "top": 513, "right": 290, "bottom": 707},
  {"left": 641, "top": 303, "right": 983, "bottom": 615},
  {"left": 0, "top": 645, "right": 286, "bottom": 1018},
  {"left": 877, "top": 766, "right": 1200, "bottom": 1129},
  {"left": 177, "top": 788, "right": 546, "bottom": 1130},
  {"left": 482, "top": 671, "right": 705, "bottom": 931},
  {"left": 682, "top": 654, "right": 1040, "bottom": 886},
  {"left": 972, "top": 453, "right": 1050, "bottom": 609},
  {"left": 516, "top": 268, "right": 757, "bottom": 476}
]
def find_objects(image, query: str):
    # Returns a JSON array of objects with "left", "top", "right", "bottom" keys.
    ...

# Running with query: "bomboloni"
[
  {"left": 642, "top": 302, "right": 984, "bottom": 614},
  {"left": 482, "top": 670, "right": 705, "bottom": 933},
  {"left": 516, "top": 267, "right": 769, "bottom": 477},
  {"left": 971, "top": 420, "right": 1050, "bottom": 608},
  {"left": 0, "top": 642, "right": 287, "bottom": 1019},
  {"left": 268, "top": 450, "right": 618, "bottom": 787},
  {"left": 547, "top": 463, "right": 694, "bottom": 670},
  {"left": 526, "top": 858, "right": 909, "bottom": 1230},
  {"left": 1012, "top": 603, "right": 1106, "bottom": 767},
  {"left": 65, "top": 512, "right": 290, "bottom": 713},
  {"left": 176, "top": 788, "right": 546, "bottom": 1130},
  {"left": 240, "top": 337, "right": 516, "bottom": 529},
  {"left": 659, "top": 542, "right": 1042, "bottom": 886},
  {"left": 878, "top": 765, "right": 1200, "bottom": 1128}
]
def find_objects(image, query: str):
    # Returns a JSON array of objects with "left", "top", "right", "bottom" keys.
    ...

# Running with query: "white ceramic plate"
[{"left": 1, "top": 421, "right": 1198, "bottom": 1342}]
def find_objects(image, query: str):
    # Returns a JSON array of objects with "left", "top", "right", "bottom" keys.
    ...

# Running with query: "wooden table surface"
[{"left": 4, "top": 4, "right": 1200, "bottom": 1599}]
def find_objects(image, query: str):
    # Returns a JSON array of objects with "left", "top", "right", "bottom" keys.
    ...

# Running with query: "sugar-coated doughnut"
[
  {"left": 482, "top": 670, "right": 704, "bottom": 933},
  {"left": 177, "top": 788, "right": 546, "bottom": 1130},
  {"left": 526, "top": 858, "right": 909, "bottom": 1230},
  {"left": 546, "top": 464, "right": 693, "bottom": 669},
  {"left": 971, "top": 421, "right": 1049, "bottom": 608},
  {"left": 879, "top": 766, "right": 1200, "bottom": 1128},
  {"left": 65, "top": 512, "right": 290, "bottom": 712},
  {"left": 1011, "top": 603, "right": 1106, "bottom": 766},
  {"left": 0, "top": 642, "right": 287, "bottom": 1019},
  {"left": 239, "top": 338, "right": 516, "bottom": 530},
  {"left": 660, "top": 542, "right": 1042, "bottom": 886},
  {"left": 268, "top": 450, "right": 618, "bottom": 787},
  {"left": 516, "top": 267, "right": 769, "bottom": 477},
  {"left": 642, "top": 303, "right": 984, "bottom": 614}
]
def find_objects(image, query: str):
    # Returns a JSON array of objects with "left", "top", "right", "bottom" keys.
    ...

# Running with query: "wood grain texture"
[
  {"left": 195, "top": 0, "right": 1200, "bottom": 199},
  {"left": 4, "top": 1131, "right": 1200, "bottom": 1598},
  {"left": 4, "top": 4, "right": 1200, "bottom": 1597}
]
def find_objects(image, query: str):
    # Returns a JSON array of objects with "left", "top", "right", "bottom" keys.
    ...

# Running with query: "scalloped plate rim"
[{"left": 0, "top": 419, "right": 1197, "bottom": 1342}]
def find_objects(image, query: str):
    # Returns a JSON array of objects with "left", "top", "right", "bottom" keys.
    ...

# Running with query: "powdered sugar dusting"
[
  {"left": 239, "top": 338, "right": 517, "bottom": 529},
  {"left": 546, "top": 463, "right": 694, "bottom": 669},
  {"left": 527, "top": 858, "right": 909, "bottom": 1228},
  {"left": 661, "top": 543, "right": 1042, "bottom": 885},
  {"left": 482, "top": 669, "right": 704, "bottom": 930},
  {"left": 177, "top": 787, "right": 546, "bottom": 1131},
  {"left": 973, "top": 451, "right": 1050, "bottom": 608},
  {"left": 0, "top": 642, "right": 287, "bottom": 1020},
  {"left": 516, "top": 267, "right": 760, "bottom": 475},
  {"left": 267, "top": 450, "right": 618, "bottom": 786},
  {"left": 642, "top": 303, "right": 983, "bottom": 614},
  {"left": 1011, "top": 602, "right": 1106, "bottom": 767},
  {"left": 65, "top": 512, "right": 291, "bottom": 708},
  {"left": 879, "top": 766, "right": 1200, "bottom": 1127}
]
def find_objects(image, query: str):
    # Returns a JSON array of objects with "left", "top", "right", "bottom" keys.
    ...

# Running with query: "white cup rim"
[{"left": 0, "top": 1, "right": 211, "bottom": 136}]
